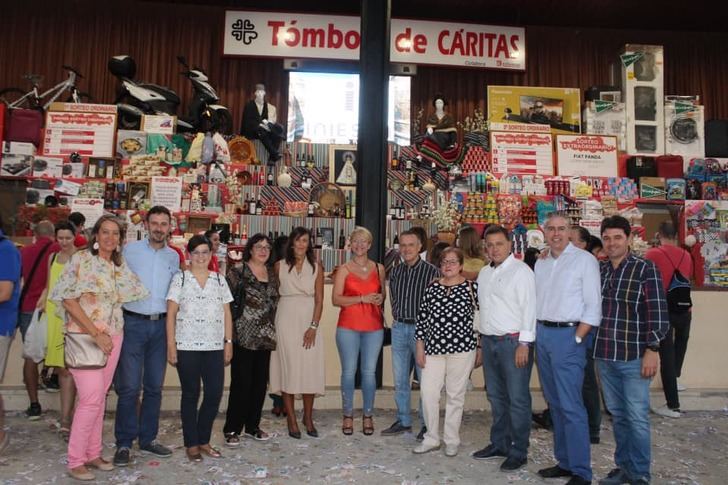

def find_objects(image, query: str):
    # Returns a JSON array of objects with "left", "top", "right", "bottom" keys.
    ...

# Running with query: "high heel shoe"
[
  {"left": 288, "top": 428, "right": 302, "bottom": 439},
  {"left": 342, "top": 415, "right": 354, "bottom": 436},
  {"left": 363, "top": 415, "right": 374, "bottom": 436},
  {"left": 304, "top": 421, "right": 319, "bottom": 438}
]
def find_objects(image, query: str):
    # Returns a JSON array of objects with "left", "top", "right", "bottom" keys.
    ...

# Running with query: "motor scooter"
[{"left": 176, "top": 56, "right": 233, "bottom": 135}]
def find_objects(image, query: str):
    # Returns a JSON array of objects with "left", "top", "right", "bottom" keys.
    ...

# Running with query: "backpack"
[{"left": 660, "top": 248, "right": 692, "bottom": 314}]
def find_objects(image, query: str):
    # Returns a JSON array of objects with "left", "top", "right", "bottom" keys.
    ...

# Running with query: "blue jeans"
[
  {"left": 481, "top": 334, "right": 534, "bottom": 460},
  {"left": 336, "top": 327, "right": 384, "bottom": 416},
  {"left": 114, "top": 315, "right": 167, "bottom": 448},
  {"left": 391, "top": 321, "right": 423, "bottom": 427},
  {"left": 536, "top": 324, "right": 591, "bottom": 481},
  {"left": 597, "top": 359, "right": 652, "bottom": 482}
]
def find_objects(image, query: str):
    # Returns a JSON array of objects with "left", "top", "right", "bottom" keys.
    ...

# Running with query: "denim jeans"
[
  {"left": 597, "top": 358, "right": 652, "bottom": 482},
  {"left": 176, "top": 350, "right": 224, "bottom": 448},
  {"left": 114, "top": 315, "right": 167, "bottom": 448},
  {"left": 536, "top": 324, "right": 591, "bottom": 481},
  {"left": 481, "top": 334, "right": 534, "bottom": 460},
  {"left": 391, "top": 321, "right": 423, "bottom": 427},
  {"left": 336, "top": 327, "right": 384, "bottom": 416}
]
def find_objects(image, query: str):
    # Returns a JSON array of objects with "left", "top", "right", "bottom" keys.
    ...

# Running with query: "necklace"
[{"left": 351, "top": 259, "right": 368, "bottom": 271}]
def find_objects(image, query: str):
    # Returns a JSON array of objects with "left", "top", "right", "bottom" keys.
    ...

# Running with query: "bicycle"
[{"left": 0, "top": 65, "right": 93, "bottom": 110}]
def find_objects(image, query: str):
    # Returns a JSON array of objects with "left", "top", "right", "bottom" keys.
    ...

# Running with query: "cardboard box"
[
  {"left": 2, "top": 141, "right": 37, "bottom": 156},
  {"left": 32, "top": 157, "right": 64, "bottom": 178},
  {"left": 0, "top": 154, "right": 33, "bottom": 177},
  {"left": 639, "top": 176, "right": 666, "bottom": 199}
]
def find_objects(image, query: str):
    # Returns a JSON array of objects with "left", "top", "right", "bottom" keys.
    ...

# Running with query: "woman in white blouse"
[{"left": 166, "top": 235, "right": 233, "bottom": 462}]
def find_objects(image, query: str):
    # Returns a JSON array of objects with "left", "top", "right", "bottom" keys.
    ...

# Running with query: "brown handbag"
[{"left": 64, "top": 331, "right": 108, "bottom": 369}]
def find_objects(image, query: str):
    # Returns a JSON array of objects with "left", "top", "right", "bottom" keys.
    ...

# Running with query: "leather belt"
[
  {"left": 398, "top": 318, "right": 416, "bottom": 324},
  {"left": 482, "top": 332, "right": 520, "bottom": 340},
  {"left": 539, "top": 320, "right": 578, "bottom": 328},
  {"left": 123, "top": 309, "right": 167, "bottom": 321}
]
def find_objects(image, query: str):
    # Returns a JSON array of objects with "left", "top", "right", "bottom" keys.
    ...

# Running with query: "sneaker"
[
  {"left": 25, "top": 402, "right": 42, "bottom": 420},
  {"left": 630, "top": 478, "right": 649, "bottom": 484},
  {"left": 677, "top": 380, "right": 687, "bottom": 392},
  {"left": 652, "top": 405, "right": 681, "bottom": 418},
  {"left": 538, "top": 465, "right": 574, "bottom": 478},
  {"left": 416, "top": 426, "right": 427, "bottom": 442},
  {"left": 413, "top": 442, "right": 440, "bottom": 454},
  {"left": 599, "top": 468, "right": 630, "bottom": 485},
  {"left": 44, "top": 373, "right": 60, "bottom": 393},
  {"left": 113, "top": 447, "right": 131, "bottom": 467},
  {"left": 500, "top": 456, "right": 527, "bottom": 471},
  {"left": 472, "top": 444, "right": 507, "bottom": 460},
  {"left": 445, "top": 445, "right": 458, "bottom": 457},
  {"left": 224, "top": 432, "right": 241, "bottom": 447},
  {"left": 139, "top": 440, "right": 173, "bottom": 457},
  {"left": 380, "top": 421, "right": 412, "bottom": 436}
]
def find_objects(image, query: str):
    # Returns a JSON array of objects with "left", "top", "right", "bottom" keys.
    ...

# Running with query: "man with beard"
[{"left": 114, "top": 206, "right": 180, "bottom": 466}]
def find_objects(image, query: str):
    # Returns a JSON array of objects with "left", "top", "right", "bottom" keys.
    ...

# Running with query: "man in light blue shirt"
[{"left": 114, "top": 206, "right": 179, "bottom": 466}]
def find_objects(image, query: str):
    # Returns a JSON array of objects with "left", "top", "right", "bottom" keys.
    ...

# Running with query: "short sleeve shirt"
[
  {"left": 167, "top": 271, "right": 233, "bottom": 351},
  {"left": 0, "top": 233, "right": 21, "bottom": 336},
  {"left": 415, "top": 281, "right": 479, "bottom": 355}
]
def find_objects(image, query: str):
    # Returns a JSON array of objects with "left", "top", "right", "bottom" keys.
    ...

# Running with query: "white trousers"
[{"left": 420, "top": 350, "right": 476, "bottom": 447}]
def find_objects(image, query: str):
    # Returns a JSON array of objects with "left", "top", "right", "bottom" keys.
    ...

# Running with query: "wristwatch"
[
  {"left": 646, "top": 342, "right": 660, "bottom": 352},
  {"left": 575, "top": 335, "right": 583, "bottom": 345}
]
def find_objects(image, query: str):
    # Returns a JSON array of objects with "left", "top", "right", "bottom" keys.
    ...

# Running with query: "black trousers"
[
  {"left": 223, "top": 346, "right": 271, "bottom": 435},
  {"left": 176, "top": 350, "right": 224, "bottom": 448},
  {"left": 659, "top": 311, "right": 692, "bottom": 410},
  {"left": 254, "top": 127, "right": 283, "bottom": 162}
]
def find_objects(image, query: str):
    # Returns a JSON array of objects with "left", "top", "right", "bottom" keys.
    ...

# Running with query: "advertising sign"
[
  {"left": 43, "top": 104, "right": 117, "bottom": 158},
  {"left": 487, "top": 86, "right": 581, "bottom": 135},
  {"left": 223, "top": 11, "right": 526, "bottom": 71},
  {"left": 556, "top": 135, "right": 619, "bottom": 177},
  {"left": 490, "top": 132, "right": 554, "bottom": 175}
]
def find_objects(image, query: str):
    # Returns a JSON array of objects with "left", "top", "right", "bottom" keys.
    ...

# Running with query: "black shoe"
[
  {"left": 472, "top": 444, "right": 507, "bottom": 460},
  {"left": 598, "top": 468, "right": 630, "bottom": 485},
  {"left": 538, "top": 465, "right": 574, "bottom": 478},
  {"left": 500, "top": 456, "right": 527, "bottom": 471},
  {"left": 591, "top": 436, "right": 601, "bottom": 444},
  {"left": 532, "top": 410, "right": 552, "bottom": 430},
  {"left": 566, "top": 477, "right": 591, "bottom": 485},
  {"left": 288, "top": 430, "right": 302, "bottom": 439},
  {"left": 113, "top": 447, "right": 131, "bottom": 467},
  {"left": 380, "top": 421, "right": 412, "bottom": 436},
  {"left": 629, "top": 479, "right": 649, "bottom": 484},
  {"left": 306, "top": 426, "right": 319, "bottom": 438},
  {"left": 416, "top": 426, "right": 427, "bottom": 442},
  {"left": 44, "top": 373, "right": 60, "bottom": 393},
  {"left": 25, "top": 402, "right": 42, "bottom": 420},
  {"left": 139, "top": 440, "right": 173, "bottom": 457}
]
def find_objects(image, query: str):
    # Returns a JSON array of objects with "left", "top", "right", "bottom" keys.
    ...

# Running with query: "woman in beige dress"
[{"left": 269, "top": 227, "right": 324, "bottom": 439}]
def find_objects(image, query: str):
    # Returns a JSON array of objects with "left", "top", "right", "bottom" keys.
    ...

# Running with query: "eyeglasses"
[
  {"left": 191, "top": 250, "right": 210, "bottom": 257},
  {"left": 441, "top": 259, "right": 460, "bottom": 266},
  {"left": 253, "top": 245, "right": 271, "bottom": 251},
  {"left": 351, "top": 239, "right": 369, "bottom": 245}
]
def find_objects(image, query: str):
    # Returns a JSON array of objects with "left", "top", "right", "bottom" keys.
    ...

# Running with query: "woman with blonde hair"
[
  {"left": 51, "top": 215, "right": 147, "bottom": 481},
  {"left": 332, "top": 226, "right": 386, "bottom": 435}
]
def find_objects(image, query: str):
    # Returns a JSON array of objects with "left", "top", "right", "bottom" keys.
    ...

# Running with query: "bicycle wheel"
[
  {"left": 66, "top": 91, "right": 94, "bottom": 103},
  {"left": 0, "top": 88, "right": 30, "bottom": 108}
]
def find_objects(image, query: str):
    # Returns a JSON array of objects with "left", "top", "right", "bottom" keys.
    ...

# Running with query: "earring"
[{"left": 93, "top": 242, "right": 100, "bottom": 250}]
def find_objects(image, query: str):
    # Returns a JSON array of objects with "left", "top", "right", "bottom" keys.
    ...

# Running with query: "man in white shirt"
[
  {"left": 535, "top": 213, "right": 602, "bottom": 485},
  {"left": 472, "top": 225, "right": 536, "bottom": 472}
]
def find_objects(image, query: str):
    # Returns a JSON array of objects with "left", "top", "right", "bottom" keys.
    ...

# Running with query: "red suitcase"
[
  {"left": 656, "top": 155, "right": 684, "bottom": 179},
  {"left": 5, "top": 108, "right": 43, "bottom": 146}
]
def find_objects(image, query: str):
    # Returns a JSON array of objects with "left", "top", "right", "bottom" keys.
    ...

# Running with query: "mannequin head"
[
  {"left": 432, "top": 94, "right": 447, "bottom": 111},
  {"left": 254, "top": 83, "right": 266, "bottom": 103}
]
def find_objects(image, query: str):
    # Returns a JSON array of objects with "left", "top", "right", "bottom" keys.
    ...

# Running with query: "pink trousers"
[{"left": 67, "top": 334, "right": 122, "bottom": 469}]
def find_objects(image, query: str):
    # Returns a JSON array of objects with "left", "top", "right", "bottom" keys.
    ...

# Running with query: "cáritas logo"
[{"left": 231, "top": 19, "right": 258, "bottom": 45}]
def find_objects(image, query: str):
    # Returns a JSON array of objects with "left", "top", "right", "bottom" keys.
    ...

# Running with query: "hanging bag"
[
  {"left": 374, "top": 263, "right": 391, "bottom": 346},
  {"left": 661, "top": 248, "right": 692, "bottom": 314}
]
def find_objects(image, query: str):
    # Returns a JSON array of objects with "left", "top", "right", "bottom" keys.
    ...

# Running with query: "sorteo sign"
[{"left": 223, "top": 11, "right": 526, "bottom": 71}]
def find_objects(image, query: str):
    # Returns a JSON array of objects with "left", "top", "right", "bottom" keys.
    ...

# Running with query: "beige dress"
[{"left": 268, "top": 260, "right": 325, "bottom": 396}]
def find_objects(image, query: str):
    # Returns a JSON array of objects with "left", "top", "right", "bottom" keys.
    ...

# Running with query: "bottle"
[
  {"left": 345, "top": 194, "right": 352, "bottom": 219},
  {"left": 315, "top": 228, "right": 322, "bottom": 248},
  {"left": 307, "top": 200, "right": 315, "bottom": 217},
  {"left": 256, "top": 197, "right": 263, "bottom": 216},
  {"left": 389, "top": 201, "right": 396, "bottom": 219},
  {"left": 338, "top": 228, "right": 346, "bottom": 249},
  {"left": 299, "top": 154, "right": 307, "bottom": 168},
  {"left": 268, "top": 231, "right": 273, "bottom": 240},
  {"left": 201, "top": 132, "right": 214, "bottom": 163},
  {"left": 249, "top": 195, "right": 256, "bottom": 215},
  {"left": 267, "top": 167, "right": 274, "bottom": 186},
  {"left": 393, "top": 234, "right": 399, "bottom": 250},
  {"left": 307, "top": 155, "right": 315, "bottom": 170},
  {"left": 241, "top": 225, "right": 248, "bottom": 247}
]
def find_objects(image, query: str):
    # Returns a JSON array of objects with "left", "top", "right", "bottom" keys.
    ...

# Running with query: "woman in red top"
[{"left": 332, "top": 226, "right": 386, "bottom": 436}]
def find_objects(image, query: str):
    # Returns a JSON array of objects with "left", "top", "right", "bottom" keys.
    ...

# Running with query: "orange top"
[{"left": 337, "top": 270, "right": 383, "bottom": 332}]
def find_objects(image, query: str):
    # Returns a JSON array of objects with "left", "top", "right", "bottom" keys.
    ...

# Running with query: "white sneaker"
[
  {"left": 677, "top": 380, "right": 687, "bottom": 392},
  {"left": 445, "top": 445, "right": 458, "bottom": 457},
  {"left": 413, "top": 443, "right": 441, "bottom": 454},
  {"left": 653, "top": 405, "right": 681, "bottom": 418}
]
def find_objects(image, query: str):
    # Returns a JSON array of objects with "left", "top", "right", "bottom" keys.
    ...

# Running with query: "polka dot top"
[{"left": 415, "top": 280, "right": 479, "bottom": 355}]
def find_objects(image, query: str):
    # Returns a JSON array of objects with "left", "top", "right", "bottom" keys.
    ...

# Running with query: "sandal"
[
  {"left": 59, "top": 426, "right": 71, "bottom": 443},
  {"left": 246, "top": 429, "right": 271, "bottom": 441},
  {"left": 199, "top": 444, "right": 222, "bottom": 458},
  {"left": 363, "top": 415, "right": 374, "bottom": 436},
  {"left": 186, "top": 446, "right": 202, "bottom": 462},
  {"left": 224, "top": 432, "right": 240, "bottom": 447},
  {"left": 342, "top": 415, "right": 354, "bottom": 436}
]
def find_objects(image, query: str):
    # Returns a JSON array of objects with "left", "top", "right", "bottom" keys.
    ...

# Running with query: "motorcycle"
[
  {"left": 176, "top": 56, "right": 233, "bottom": 135},
  {"left": 108, "top": 55, "right": 193, "bottom": 132}
]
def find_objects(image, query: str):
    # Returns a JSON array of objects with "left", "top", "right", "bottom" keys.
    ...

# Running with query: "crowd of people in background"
[{"left": 0, "top": 207, "right": 694, "bottom": 484}]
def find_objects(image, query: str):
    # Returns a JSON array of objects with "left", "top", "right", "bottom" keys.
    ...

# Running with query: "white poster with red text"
[
  {"left": 43, "top": 104, "right": 117, "bottom": 158},
  {"left": 556, "top": 135, "right": 618, "bottom": 177},
  {"left": 223, "top": 11, "right": 526, "bottom": 71},
  {"left": 490, "top": 132, "right": 553, "bottom": 175}
]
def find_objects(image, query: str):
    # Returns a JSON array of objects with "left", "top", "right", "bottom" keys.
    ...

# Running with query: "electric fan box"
[
  {"left": 621, "top": 44, "right": 665, "bottom": 156},
  {"left": 664, "top": 101, "right": 705, "bottom": 162}
]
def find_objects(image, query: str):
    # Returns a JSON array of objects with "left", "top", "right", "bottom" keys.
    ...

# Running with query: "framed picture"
[
  {"left": 328, "top": 144, "right": 357, "bottom": 186},
  {"left": 188, "top": 215, "right": 213, "bottom": 234},
  {"left": 320, "top": 227, "right": 335, "bottom": 249},
  {"left": 127, "top": 182, "right": 150, "bottom": 210}
]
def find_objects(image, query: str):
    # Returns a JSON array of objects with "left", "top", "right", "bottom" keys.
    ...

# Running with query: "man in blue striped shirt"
[
  {"left": 381, "top": 230, "right": 439, "bottom": 440},
  {"left": 594, "top": 216, "right": 669, "bottom": 485}
]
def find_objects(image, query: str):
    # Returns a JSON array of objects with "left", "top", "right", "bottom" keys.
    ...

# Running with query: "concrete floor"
[{"left": 0, "top": 405, "right": 727, "bottom": 484}]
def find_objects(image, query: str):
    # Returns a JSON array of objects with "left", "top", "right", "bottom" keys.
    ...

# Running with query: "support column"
[{"left": 356, "top": 0, "right": 391, "bottom": 263}]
